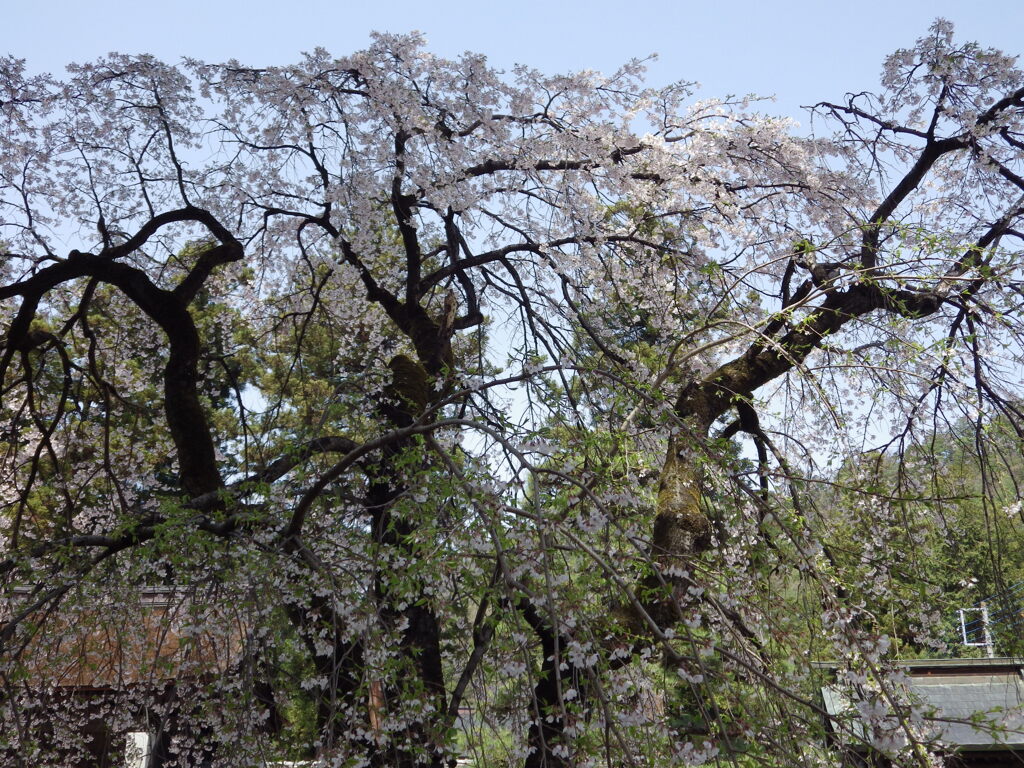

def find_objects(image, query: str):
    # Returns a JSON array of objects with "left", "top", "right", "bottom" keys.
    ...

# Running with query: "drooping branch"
[
  {"left": 652, "top": 173, "right": 1024, "bottom": 572},
  {"left": 2, "top": 251, "right": 223, "bottom": 496}
]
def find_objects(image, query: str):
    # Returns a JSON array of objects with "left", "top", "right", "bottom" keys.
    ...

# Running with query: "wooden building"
[{"left": 1, "top": 586, "right": 247, "bottom": 768}]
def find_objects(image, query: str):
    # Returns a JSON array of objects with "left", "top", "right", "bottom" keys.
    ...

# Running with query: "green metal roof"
[{"left": 819, "top": 659, "right": 1024, "bottom": 751}]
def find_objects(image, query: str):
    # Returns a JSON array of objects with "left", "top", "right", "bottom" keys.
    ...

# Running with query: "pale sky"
[{"left": 6, "top": 0, "right": 1023, "bottom": 120}]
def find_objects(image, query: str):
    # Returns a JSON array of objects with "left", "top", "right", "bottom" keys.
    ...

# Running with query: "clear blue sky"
[{"left": 7, "top": 0, "right": 1023, "bottom": 120}]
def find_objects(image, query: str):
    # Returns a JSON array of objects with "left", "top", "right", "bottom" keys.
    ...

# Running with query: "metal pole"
[{"left": 982, "top": 601, "right": 995, "bottom": 658}]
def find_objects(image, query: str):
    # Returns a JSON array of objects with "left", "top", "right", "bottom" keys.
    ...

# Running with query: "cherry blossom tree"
[{"left": 1, "top": 20, "right": 1023, "bottom": 767}]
